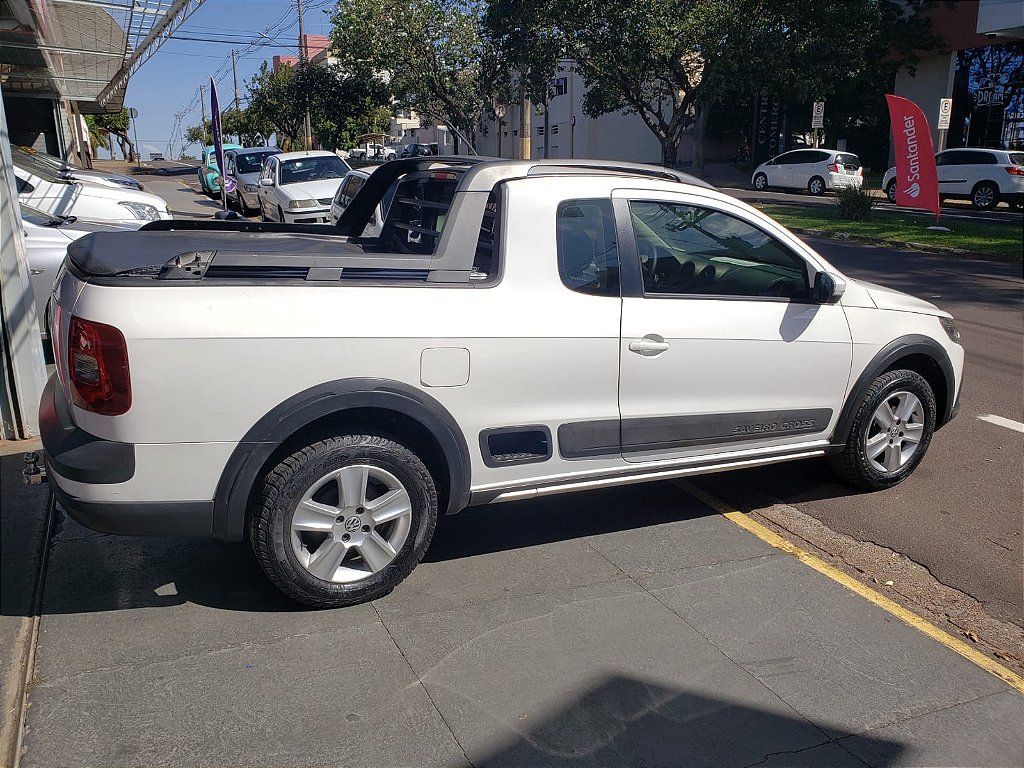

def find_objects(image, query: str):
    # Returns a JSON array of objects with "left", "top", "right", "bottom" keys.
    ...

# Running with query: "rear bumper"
[
  {"left": 39, "top": 374, "right": 214, "bottom": 537},
  {"left": 827, "top": 173, "right": 863, "bottom": 189}
]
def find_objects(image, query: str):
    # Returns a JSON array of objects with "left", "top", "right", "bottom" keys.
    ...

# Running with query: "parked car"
[
  {"left": 198, "top": 143, "right": 243, "bottom": 196},
  {"left": 256, "top": 150, "right": 351, "bottom": 224},
  {"left": 224, "top": 147, "right": 281, "bottom": 215},
  {"left": 42, "top": 157, "right": 963, "bottom": 608},
  {"left": 14, "top": 156, "right": 171, "bottom": 224},
  {"left": 149, "top": 152, "right": 165, "bottom": 161},
  {"left": 329, "top": 168, "right": 395, "bottom": 236},
  {"left": 13, "top": 146, "right": 143, "bottom": 191},
  {"left": 882, "top": 147, "right": 1024, "bottom": 211},
  {"left": 20, "top": 203, "right": 140, "bottom": 337},
  {"left": 348, "top": 143, "right": 397, "bottom": 161},
  {"left": 400, "top": 143, "right": 438, "bottom": 158},
  {"left": 752, "top": 149, "right": 863, "bottom": 195}
]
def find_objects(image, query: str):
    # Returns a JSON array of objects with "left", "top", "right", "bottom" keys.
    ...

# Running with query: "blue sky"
[{"left": 113, "top": 0, "right": 335, "bottom": 159}]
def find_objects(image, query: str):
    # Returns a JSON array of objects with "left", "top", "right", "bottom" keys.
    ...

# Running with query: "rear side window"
[{"left": 556, "top": 199, "right": 620, "bottom": 297}]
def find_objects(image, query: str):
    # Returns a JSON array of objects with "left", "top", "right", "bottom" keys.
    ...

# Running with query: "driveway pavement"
[{"left": 5, "top": 477, "right": 1022, "bottom": 767}]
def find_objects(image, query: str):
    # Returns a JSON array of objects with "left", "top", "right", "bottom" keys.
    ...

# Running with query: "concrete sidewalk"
[{"left": 6, "top": 480, "right": 1020, "bottom": 767}]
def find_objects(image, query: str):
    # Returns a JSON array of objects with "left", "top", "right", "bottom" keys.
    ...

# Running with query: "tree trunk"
[
  {"left": 660, "top": 135, "right": 680, "bottom": 167},
  {"left": 692, "top": 103, "right": 710, "bottom": 177}
]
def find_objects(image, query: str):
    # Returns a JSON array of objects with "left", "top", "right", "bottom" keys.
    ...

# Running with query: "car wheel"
[
  {"left": 260, "top": 199, "right": 270, "bottom": 222},
  {"left": 808, "top": 176, "right": 826, "bottom": 196},
  {"left": 885, "top": 180, "right": 897, "bottom": 203},
  {"left": 249, "top": 434, "right": 438, "bottom": 608},
  {"left": 753, "top": 173, "right": 769, "bottom": 191},
  {"left": 970, "top": 182, "right": 999, "bottom": 210},
  {"left": 827, "top": 370, "right": 937, "bottom": 491}
]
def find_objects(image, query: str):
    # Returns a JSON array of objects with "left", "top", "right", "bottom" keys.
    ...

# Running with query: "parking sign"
[
  {"left": 937, "top": 98, "right": 952, "bottom": 130},
  {"left": 812, "top": 101, "right": 825, "bottom": 128}
]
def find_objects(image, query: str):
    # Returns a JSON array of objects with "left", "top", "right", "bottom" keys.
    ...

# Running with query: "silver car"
[{"left": 224, "top": 147, "right": 282, "bottom": 215}]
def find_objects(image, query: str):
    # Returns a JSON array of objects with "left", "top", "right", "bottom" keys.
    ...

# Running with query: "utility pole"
[
  {"left": 199, "top": 84, "right": 208, "bottom": 145},
  {"left": 231, "top": 49, "right": 241, "bottom": 143},
  {"left": 298, "top": 0, "right": 313, "bottom": 150}
]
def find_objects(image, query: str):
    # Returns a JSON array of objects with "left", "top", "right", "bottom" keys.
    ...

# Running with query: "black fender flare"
[
  {"left": 831, "top": 334, "right": 956, "bottom": 448},
  {"left": 212, "top": 378, "right": 472, "bottom": 541}
]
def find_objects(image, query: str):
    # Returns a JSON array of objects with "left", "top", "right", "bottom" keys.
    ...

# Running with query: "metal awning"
[{"left": 0, "top": 0, "right": 205, "bottom": 112}]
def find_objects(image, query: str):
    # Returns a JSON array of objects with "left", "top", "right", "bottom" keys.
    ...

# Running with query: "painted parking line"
[
  {"left": 674, "top": 478, "right": 1024, "bottom": 695},
  {"left": 977, "top": 414, "right": 1024, "bottom": 434}
]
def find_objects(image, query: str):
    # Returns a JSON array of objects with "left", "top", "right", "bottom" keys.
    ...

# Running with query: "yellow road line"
[{"left": 675, "top": 479, "right": 1024, "bottom": 696}]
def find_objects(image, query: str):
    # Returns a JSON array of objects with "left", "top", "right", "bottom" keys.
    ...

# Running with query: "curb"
[{"left": 785, "top": 226, "right": 1014, "bottom": 263}]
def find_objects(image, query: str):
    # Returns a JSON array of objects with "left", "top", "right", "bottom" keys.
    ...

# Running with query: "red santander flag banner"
[{"left": 885, "top": 94, "right": 940, "bottom": 221}]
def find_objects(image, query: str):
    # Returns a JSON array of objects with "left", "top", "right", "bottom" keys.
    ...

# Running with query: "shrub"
[{"left": 834, "top": 186, "right": 877, "bottom": 221}]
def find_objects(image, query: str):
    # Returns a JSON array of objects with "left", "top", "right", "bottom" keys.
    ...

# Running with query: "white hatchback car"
[
  {"left": 882, "top": 147, "right": 1024, "bottom": 211},
  {"left": 257, "top": 151, "right": 352, "bottom": 224},
  {"left": 752, "top": 149, "right": 863, "bottom": 196}
]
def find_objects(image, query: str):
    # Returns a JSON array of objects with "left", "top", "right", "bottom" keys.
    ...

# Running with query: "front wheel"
[
  {"left": 249, "top": 434, "right": 438, "bottom": 608},
  {"left": 753, "top": 173, "right": 769, "bottom": 191},
  {"left": 827, "top": 370, "right": 937, "bottom": 491},
  {"left": 808, "top": 176, "right": 826, "bottom": 196},
  {"left": 971, "top": 182, "right": 999, "bottom": 210},
  {"left": 885, "top": 180, "right": 897, "bottom": 203}
]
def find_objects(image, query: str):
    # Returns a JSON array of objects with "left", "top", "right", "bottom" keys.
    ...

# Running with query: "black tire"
[
  {"left": 885, "top": 180, "right": 897, "bottom": 203},
  {"left": 249, "top": 434, "right": 438, "bottom": 608},
  {"left": 970, "top": 181, "right": 999, "bottom": 211},
  {"left": 827, "top": 370, "right": 937, "bottom": 491},
  {"left": 260, "top": 199, "right": 270, "bottom": 222},
  {"left": 753, "top": 173, "right": 769, "bottom": 191},
  {"left": 808, "top": 176, "right": 826, "bottom": 196}
]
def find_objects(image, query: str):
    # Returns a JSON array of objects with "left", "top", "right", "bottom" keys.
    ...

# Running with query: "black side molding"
[
  {"left": 39, "top": 374, "right": 135, "bottom": 484},
  {"left": 212, "top": 378, "right": 472, "bottom": 541}
]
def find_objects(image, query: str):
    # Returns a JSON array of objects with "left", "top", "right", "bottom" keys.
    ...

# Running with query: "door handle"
[{"left": 628, "top": 335, "right": 670, "bottom": 356}]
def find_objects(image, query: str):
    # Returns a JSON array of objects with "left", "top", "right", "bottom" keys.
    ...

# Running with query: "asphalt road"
[{"left": 140, "top": 172, "right": 1023, "bottom": 627}]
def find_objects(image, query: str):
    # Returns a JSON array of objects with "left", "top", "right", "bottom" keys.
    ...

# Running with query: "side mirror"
[
  {"left": 259, "top": 177, "right": 274, "bottom": 187},
  {"left": 812, "top": 271, "right": 846, "bottom": 304}
]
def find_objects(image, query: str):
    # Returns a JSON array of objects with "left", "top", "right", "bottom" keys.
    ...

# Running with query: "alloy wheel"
[
  {"left": 289, "top": 464, "right": 413, "bottom": 583},
  {"left": 865, "top": 391, "right": 925, "bottom": 474}
]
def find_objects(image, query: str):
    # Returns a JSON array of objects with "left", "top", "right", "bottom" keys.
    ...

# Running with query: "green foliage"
[
  {"left": 87, "top": 109, "right": 135, "bottom": 160},
  {"left": 331, "top": 0, "right": 506, "bottom": 150},
  {"left": 833, "top": 187, "right": 877, "bottom": 221},
  {"left": 485, "top": 0, "right": 941, "bottom": 169}
]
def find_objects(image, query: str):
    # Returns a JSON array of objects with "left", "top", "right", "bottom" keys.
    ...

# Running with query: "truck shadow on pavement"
[
  {"left": 471, "top": 675, "right": 904, "bottom": 768},
  {"left": 12, "top": 482, "right": 732, "bottom": 616}
]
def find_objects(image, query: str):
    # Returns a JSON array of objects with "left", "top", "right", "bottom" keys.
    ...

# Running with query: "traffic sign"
[
  {"left": 937, "top": 98, "right": 952, "bottom": 130},
  {"left": 495, "top": 104, "right": 507, "bottom": 119},
  {"left": 811, "top": 101, "right": 825, "bottom": 129},
  {"left": 128, "top": 107, "right": 139, "bottom": 119}
]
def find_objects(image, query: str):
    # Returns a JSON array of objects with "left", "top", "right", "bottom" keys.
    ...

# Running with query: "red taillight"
[
  {"left": 1005, "top": 165, "right": 1024, "bottom": 176},
  {"left": 827, "top": 163, "right": 839, "bottom": 173},
  {"left": 430, "top": 171, "right": 458, "bottom": 180},
  {"left": 68, "top": 315, "right": 131, "bottom": 415}
]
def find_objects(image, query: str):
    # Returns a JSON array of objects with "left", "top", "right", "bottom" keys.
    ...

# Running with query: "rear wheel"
[
  {"left": 971, "top": 182, "right": 999, "bottom": 210},
  {"left": 808, "top": 176, "right": 826, "bottom": 196},
  {"left": 249, "top": 434, "right": 438, "bottom": 608},
  {"left": 827, "top": 370, "right": 937, "bottom": 491},
  {"left": 753, "top": 173, "right": 769, "bottom": 191}
]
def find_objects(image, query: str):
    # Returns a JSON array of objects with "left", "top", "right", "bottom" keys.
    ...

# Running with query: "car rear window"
[
  {"left": 1008, "top": 153, "right": 1024, "bottom": 166},
  {"left": 835, "top": 153, "right": 861, "bottom": 168}
]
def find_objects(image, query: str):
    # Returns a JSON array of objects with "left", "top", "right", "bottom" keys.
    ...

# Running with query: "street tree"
[
  {"left": 486, "top": 0, "right": 941, "bottom": 171},
  {"left": 86, "top": 109, "right": 136, "bottom": 161},
  {"left": 330, "top": 0, "right": 506, "bottom": 152}
]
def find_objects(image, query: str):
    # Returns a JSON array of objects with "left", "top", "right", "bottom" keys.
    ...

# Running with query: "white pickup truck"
[{"left": 41, "top": 157, "right": 964, "bottom": 608}]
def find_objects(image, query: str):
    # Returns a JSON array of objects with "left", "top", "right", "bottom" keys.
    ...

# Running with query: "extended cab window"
[
  {"left": 630, "top": 201, "right": 809, "bottom": 300},
  {"left": 556, "top": 199, "right": 619, "bottom": 296}
]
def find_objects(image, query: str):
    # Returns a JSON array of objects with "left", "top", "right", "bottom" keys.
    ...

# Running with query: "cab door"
[{"left": 615, "top": 189, "right": 853, "bottom": 462}]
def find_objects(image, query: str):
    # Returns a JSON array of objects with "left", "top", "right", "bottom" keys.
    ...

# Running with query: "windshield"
[
  {"left": 19, "top": 202, "right": 64, "bottom": 226},
  {"left": 279, "top": 155, "right": 350, "bottom": 184},
  {"left": 235, "top": 151, "right": 278, "bottom": 174},
  {"left": 12, "top": 150, "right": 67, "bottom": 183}
]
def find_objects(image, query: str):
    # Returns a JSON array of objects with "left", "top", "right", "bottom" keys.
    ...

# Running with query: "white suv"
[
  {"left": 883, "top": 148, "right": 1024, "bottom": 210},
  {"left": 41, "top": 158, "right": 963, "bottom": 608},
  {"left": 752, "top": 149, "right": 863, "bottom": 195}
]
